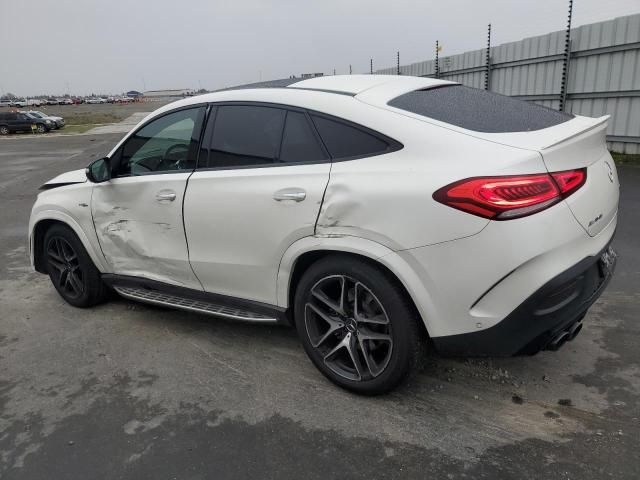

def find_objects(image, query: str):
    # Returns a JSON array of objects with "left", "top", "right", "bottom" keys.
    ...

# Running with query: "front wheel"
[
  {"left": 36, "top": 124, "right": 46, "bottom": 133},
  {"left": 43, "top": 224, "right": 108, "bottom": 307},
  {"left": 294, "top": 255, "right": 424, "bottom": 395},
  {"left": 0, "top": 126, "right": 9, "bottom": 135}
]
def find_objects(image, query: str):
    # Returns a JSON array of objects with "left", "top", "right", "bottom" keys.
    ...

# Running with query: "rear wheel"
[
  {"left": 294, "top": 255, "right": 424, "bottom": 395},
  {"left": 36, "top": 124, "right": 46, "bottom": 133},
  {"left": 0, "top": 126, "right": 9, "bottom": 135},
  {"left": 43, "top": 224, "right": 108, "bottom": 307}
]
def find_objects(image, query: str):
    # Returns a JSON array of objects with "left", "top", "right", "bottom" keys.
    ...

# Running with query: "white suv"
[{"left": 29, "top": 75, "right": 619, "bottom": 394}]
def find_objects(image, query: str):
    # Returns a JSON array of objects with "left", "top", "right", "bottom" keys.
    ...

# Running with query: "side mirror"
[{"left": 86, "top": 157, "right": 111, "bottom": 183}]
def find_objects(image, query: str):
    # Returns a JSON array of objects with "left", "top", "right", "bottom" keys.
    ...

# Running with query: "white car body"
[{"left": 29, "top": 75, "right": 618, "bottom": 373}]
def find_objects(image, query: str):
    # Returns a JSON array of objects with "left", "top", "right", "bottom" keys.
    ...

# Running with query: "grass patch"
[
  {"left": 64, "top": 113, "right": 123, "bottom": 125},
  {"left": 610, "top": 152, "right": 640, "bottom": 166}
]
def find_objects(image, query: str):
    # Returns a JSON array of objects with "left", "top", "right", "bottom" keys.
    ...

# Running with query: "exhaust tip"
[{"left": 568, "top": 322, "right": 583, "bottom": 341}]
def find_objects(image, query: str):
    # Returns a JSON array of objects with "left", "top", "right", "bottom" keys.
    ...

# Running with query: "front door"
[
  {"left": 92, "top": 106, "right": 206, "bottom": 289},
  {"left": 184, "top": 104, "right": 331, "bottom": 305}
]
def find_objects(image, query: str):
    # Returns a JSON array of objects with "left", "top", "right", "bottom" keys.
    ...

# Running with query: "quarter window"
[
  {"left": 112, "top": 106, "right": 205, "bottom": 177},
  {"left": 278, "top": 111, "right": 327, "bottom": 163},
  {"left": 207, "top": 106, "right": 285, "bottom": 168},
  {"left": 310, "top": 115, "right": 390, "bottom": 159}
]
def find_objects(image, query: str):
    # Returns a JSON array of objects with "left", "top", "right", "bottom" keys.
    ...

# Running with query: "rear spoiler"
[{"left": 541, "top": 115, "right": 609, "bottom": 150}]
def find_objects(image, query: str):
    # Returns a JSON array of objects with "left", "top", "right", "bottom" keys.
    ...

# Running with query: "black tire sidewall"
[
  {"left": 43, "top": 224, "right": 106, "bottom": 308},
  {"left": 294, "top": 255, "right": 422, "bottom": 395}
]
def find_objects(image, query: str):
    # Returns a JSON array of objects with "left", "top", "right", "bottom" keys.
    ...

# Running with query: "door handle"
[
  {"left": 273, "top": 188, "right": 306, "bottom": 202},
  {"left": 156, "top": 190, "right": 177, "bottom": 202}
]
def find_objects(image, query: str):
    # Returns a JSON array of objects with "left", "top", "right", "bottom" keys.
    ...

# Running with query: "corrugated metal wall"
[{"left": 376, "top": 14, "right": 640, "bottom": 154}]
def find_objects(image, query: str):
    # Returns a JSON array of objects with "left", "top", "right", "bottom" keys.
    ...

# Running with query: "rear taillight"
[{"left": 433, "top": 169, "right": 586, "bottom": 220}]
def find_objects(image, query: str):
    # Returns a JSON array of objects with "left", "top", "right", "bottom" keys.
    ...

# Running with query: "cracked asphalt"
[{"left": 1, "top": 133, "right": 639, "bottom": 479}]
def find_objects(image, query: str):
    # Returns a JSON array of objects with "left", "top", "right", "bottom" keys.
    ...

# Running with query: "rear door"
[
  {"left": 184, "top": 104, "right": 331, "bottom": 305},
  {"left": 92, "top": 105, "right": 206, "bottom": 289}
]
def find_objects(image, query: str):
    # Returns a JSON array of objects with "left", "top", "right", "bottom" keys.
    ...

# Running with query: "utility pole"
[
  {"left": 396, "top": 51, "right": 400, "bottom": 75},
  {"left": 485, "top": 24, "right": 492, "bottom": 90},
  {"left": 435, "top": 40, "right": 440, "bottom": 79},
  {"left": 559, "top": 0, "right": 573, "bottom": 111}
]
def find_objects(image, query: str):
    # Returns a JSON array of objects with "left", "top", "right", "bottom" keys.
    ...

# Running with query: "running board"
[{"left": 113, "top": 286, "right": 278, "bottom": 323}]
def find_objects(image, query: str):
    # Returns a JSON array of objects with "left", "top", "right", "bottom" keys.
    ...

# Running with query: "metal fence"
[{"left": 375, "top": 13, "right": 640, "bottom": 154}]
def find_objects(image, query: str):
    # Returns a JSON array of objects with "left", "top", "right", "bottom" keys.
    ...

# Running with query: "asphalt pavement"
[{"left": 1, "top": 133, "right": 638, "bottom": 479}]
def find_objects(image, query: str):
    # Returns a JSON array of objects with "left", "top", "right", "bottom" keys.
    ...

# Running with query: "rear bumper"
[{"left": 432, "top": 242, "right": 616, "bottom": 357}]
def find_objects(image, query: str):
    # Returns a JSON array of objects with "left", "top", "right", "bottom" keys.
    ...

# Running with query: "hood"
[{"left": 40, "top": 168, "right": 87, "bottom": 190}]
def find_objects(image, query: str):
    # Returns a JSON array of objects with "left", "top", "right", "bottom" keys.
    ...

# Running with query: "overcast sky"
[{"left": 1, "top": 0, "right": 638, "bottom": 96}]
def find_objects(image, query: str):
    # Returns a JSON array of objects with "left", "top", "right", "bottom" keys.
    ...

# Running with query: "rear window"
[
  {"left": 311, "top": 115, "right": 390, "bottom": 159},
  {"left": 388, "top": 85, "right": 573, "bottom": 133}
]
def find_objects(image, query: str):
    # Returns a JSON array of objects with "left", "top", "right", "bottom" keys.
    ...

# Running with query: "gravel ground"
[{"left": 0, "top": 132, "right": 638, "bottom": 479}]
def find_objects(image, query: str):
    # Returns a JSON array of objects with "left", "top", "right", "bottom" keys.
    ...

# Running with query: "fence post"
[
  {"left": 435, "top": 41, "right": 440, "bottom": 79},
  {"left": 559, "top": 0, "right": 573, "bottom": 111},
  {"left": 485, "top": 24, "right": 492, "bottom": 90}
]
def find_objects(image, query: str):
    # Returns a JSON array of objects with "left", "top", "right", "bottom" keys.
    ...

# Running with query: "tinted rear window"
[
  {"left": 311, "top": 115, "right": 390, "bottom": 159},
  {"left": 279, "top": 111, "right": 327, "bottom": 163},
  {"left": 388, "top": 85, "right": 573, "bottom": 133},
  {"left": 209, "top": 105, "right": 285, "bottom": 167}
]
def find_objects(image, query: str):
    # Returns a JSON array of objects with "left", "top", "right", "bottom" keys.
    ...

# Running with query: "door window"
[
  {"left": 278, "top": 111, "right": 327, "bottom": 163},
  {"left": 206, "top": 105, "right": 285, "bottom": 168},
  {"left": 112, "top": 106, "right": 205, "bottom": 177}
]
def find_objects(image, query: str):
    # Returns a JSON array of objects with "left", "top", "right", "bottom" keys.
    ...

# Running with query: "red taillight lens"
[
  {"left": 551, "top": 169, "right": 586, "bottom": 195},
  {"left": 433, "top": 169, "right": 586, "bottom": 220}
]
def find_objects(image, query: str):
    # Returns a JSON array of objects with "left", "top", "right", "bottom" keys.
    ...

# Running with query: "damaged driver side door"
[{"left": 91, "top": 106, "right": 206, "bottom": 289}]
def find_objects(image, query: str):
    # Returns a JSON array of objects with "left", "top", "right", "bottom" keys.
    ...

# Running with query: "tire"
[
  {"left": 36, "top": 124, "right": 46, "bottom": 133},
  {"left": 294, "top": 254, "right": 424, "bottom": 395},
  {"left": 43, "top": 224, "right": 108, "bottom": 308},
  {"left": 0, "top": 126, "right": 8, "bottom": 135}
]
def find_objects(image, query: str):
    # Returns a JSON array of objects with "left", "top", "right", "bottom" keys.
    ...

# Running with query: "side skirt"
[{"left": 102, "top": 274, "right": 289, "bottom": 324}]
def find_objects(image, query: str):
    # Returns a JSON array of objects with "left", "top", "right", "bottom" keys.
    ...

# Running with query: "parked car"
[
  {"left": 0, "top": 99, "right": 11, "bottom": 107},
  {"left": 86, "top": 97, "right": 107, "bottom": 104},
  {"left": 27, "top": 99, "right": 43, "bottom": 107},
  {"left": 0, "top": 111, "right": 51, "bottom": 134},
  {"left": 46, "top": 98, "right": 60, "bottom": 106},
  {"left": 25, "top": 110, "right": 65, "bottom": 129},
  {"left": 9, "top": 98, "right": 28, "bottom": 108},
  {"left": 28, "top": 75, "right": 619, "bottom": 394}
]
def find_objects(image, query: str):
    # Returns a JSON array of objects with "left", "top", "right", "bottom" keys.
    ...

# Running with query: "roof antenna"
[
  {"left": 396, "top": 51, "right": 400, "bottom": 75},
  {"left": 370, "top": 58, "right": 373, "bottom": 74}
]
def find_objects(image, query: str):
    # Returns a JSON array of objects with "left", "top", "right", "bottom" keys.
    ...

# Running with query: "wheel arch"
[
  {"left": 30, "top": 211, "right": 109, "bottom": 274},
  {"left": 277, "top": 236, "right": 437, "bottom": 337}
]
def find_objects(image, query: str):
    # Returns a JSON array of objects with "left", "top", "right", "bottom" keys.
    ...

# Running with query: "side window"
[
  {"left": 278, "top": 111, "right": 327, "bottom": 163},
  {"left": 113, "top": 106, "right": 205, "bottom": 177},
  {"left": 207, "top": 105, "right": 285, "bottom": 168},
  {"left": 310, "top": 115, "right": 390, "bottom": 159}
]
